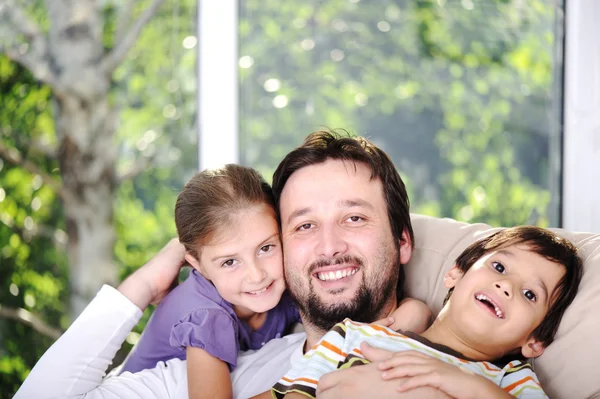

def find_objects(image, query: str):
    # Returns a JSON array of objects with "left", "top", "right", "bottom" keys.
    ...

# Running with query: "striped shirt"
[{"left": 272, "top": 319, "right": 547, "bottom": 398}]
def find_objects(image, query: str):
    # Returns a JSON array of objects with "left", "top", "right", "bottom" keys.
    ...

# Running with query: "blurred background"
[{"left": 0, "top": 0, "right": 598, "bottom": 396}]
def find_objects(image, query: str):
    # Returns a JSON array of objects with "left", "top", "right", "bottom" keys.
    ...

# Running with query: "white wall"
[{"left": 563, "top": 0, "right": 600, "bottom": 232}]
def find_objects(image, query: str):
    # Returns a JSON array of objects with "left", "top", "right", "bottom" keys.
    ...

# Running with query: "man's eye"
[
  {"left": 348, "top": 216, "right": 362, "bottom": 222},
  {"left": 297, "top": 223, "right": 313, "bottom": 231},
  {"left": 523, "top": 289, "right": 537, "bottom": 302},
  {"left": 492, "top": 262, "right": 505, "bottom": 273},
  {"left": 222, "top": 259, "right": 237, "bottom": 267}
]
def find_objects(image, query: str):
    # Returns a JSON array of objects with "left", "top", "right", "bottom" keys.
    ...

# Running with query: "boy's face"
[{"left": 443, "top": 243, "right": 565, "bottom": 359}]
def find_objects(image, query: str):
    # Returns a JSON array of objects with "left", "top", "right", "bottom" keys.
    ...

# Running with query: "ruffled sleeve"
[{"left": 169, "top": 307, "right": 240, "bottom": 370}]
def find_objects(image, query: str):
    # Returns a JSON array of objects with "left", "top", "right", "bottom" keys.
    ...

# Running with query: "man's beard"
[{"left": 287, "top": 249, "right": 401, "bottom": 334}]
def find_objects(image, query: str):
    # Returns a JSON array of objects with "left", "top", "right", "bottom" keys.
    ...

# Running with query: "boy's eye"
[
  {"left": 523, "top": 289, "right": 537, "bottom": 302},
  {"left": 492, "top": 261, "right": 505, "bottom": 273}
]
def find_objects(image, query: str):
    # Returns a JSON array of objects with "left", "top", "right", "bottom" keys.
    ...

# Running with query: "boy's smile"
[{"left": 474, "top": 292, "right": 505, "bottom": 319}]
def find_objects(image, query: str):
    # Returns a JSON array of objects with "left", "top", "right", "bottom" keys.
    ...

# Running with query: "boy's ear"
[
  {"left": 185, "top": 253, "right": 209, "bottom": 279},
  {"left": 521, "top": 338, "right": 545, "bottom": 358},
  {"left": 443, "top": 264, "right": 463, "bottom": 289}
]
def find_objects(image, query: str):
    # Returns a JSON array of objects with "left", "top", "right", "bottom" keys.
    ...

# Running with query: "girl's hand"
[{"left": 118, "top": 238, "right": 187, "bottom": 309}]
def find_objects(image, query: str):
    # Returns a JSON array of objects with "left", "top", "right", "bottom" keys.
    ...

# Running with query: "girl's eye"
[
  {"left": 222, "top": 259, "right": 237, "bottom": 267},
  {"left": 260, "top": 244, "right": 274, "bottom": 253},
  {"left": 523, "top": 289, "right": 537, "bottom": 302},
  {"left": 492, "top": 261, "right": 505, "bottom": 273}
]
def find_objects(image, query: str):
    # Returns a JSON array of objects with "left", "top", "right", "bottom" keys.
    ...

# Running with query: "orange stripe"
[
  {"left": 281, "top": 376, "right": 319, "bottom": 385},
  {"left": 319, "top": 340, "right": 347, "bottom": 357},
  {"left": 481, "top": 362, "right": 499, "bottom": 371},
  {"left": 503, "top": 376, "right": 539, "bottom": 392},
  {"left": 363, "top": 323, "right": 404, "bottom": 337}
]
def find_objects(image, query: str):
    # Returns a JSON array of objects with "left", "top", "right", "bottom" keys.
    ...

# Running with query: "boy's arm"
[
  {"left": 375, "top": 298, "right": 432, "bottom": 333},
  {"left": 187, "top": 346, "right": 232, "bottom": 399}
]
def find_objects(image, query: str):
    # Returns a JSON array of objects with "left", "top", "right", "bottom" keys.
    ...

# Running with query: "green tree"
[{"left": 0, "top": 0, "right": 198, "bottom": 394}]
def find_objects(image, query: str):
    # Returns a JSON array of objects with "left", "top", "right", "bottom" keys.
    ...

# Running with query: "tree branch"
[
  {"left": 117, "top": 154, "right": 154, "bottom": 184},
  {"left": 29, "top": 139, "right": 58, "bottom": 159},
  {"left": 0, "top": 141, "right": 73, "bottom": 203},
  {"left": 100, "top": 0, "right": 166, "bottom": 75},
  {"left": 0, "top": 0, "right": 63, "bottom": 94},
  {"left": 114, "top": 0, "right": 135, "bottom": 44},
  {"left": 0, "top": 0, "right": 43, "bottom": 39},
  {"left": 0, "top": 304, "right": 63, "bottom": 340}
]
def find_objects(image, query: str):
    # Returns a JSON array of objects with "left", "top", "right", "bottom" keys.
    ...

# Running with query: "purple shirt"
[{"left": 120, "top": 270, "right": 300, "bottom": 373}]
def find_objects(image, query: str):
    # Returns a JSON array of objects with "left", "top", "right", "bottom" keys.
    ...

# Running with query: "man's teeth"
[
  {"left": 248, "top": 286, "right": 268, "bottom": 295},
  {"left": 317, "top": 268, "right": 357, "bottom": 281},
  {"left": 476, "top": 294, "right": 504, "bottom": 318}
]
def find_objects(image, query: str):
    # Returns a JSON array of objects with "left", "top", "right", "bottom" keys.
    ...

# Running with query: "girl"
[{"left": 120, "top": 164, "right": 429, "bottom": 399}]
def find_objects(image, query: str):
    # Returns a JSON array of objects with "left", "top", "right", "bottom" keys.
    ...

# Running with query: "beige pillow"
[{"left": 405, "top": 214, "right": 600, "bottom": 399}]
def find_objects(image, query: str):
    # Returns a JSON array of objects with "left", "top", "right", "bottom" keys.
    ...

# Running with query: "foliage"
[
  {"left": 0, "top": 0, "right": 563, "bottom": 396},
  {"left": 0, "top": 0, "right": 198, "bottom": 395},
  {"left": 238, "top": 0, "right": 561, "bottom": 227}
]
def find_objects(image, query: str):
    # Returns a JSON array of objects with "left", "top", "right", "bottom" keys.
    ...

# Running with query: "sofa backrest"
[{"left": 405, "top": 214, "right": 600, "bottom": 399}]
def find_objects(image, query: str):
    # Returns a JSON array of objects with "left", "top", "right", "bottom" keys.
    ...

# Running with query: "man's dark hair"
[
  {"left": 272, "top": 129, "right": 413, "bottom": 300},
  {"left": 443, "top": 226, "right": 583, "bottom": 347}
]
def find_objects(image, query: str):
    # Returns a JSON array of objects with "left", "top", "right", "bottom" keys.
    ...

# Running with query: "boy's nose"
[{"left": 495, "top": 282, "right": 512, "bottom": 298}]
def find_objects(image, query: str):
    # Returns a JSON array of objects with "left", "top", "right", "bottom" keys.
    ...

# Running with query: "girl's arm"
[
  {"left": 375, "top": 298, "right": 431, "bottom": 334},
  {"left": 187, "top": 346, "right": 232, "bottom": 399},
  {"left": 384, "top": 298, "right": 432, "bottom": 333}
]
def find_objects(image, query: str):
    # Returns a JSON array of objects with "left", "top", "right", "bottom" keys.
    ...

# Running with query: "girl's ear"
[
  {"left": 185, "top": 253, "right": 209, "bottom": 279},
  {"left": 443, "top": 265, "right": 464, "bottom": 289}
]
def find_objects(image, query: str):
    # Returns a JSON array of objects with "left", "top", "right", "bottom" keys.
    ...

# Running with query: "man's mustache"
[{"left": 307, "top": 254, "right": 364, "bottom": 274}]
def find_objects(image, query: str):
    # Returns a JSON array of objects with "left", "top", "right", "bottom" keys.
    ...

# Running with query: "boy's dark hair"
[
  {"left": 175, "top": 164, "right": 275, "bottom": 258},
  {"left": 443, "top": 226, "right": 582, "bottom": 348},
  {"left": 272, "top": 129, "right": 413, "bottom": 300}
]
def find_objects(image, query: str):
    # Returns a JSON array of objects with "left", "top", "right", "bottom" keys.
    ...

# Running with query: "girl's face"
[{"left": 187, "top": 203, "right": 285, "bottom": 317}]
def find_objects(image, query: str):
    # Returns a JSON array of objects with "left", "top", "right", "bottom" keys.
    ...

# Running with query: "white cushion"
[{"left": 405, "top": 214, "right": 600, "bottom": 399}]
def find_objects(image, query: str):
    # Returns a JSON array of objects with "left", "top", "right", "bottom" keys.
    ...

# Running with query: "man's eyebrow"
[
  {"left": 286, "top": 207, "right": 312, "bottom": 225},
  {"left": 338, "top": 199, "right": 375, "bottom": 210}
]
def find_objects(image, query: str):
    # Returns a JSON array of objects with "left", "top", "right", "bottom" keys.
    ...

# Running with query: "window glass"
[{"left": 239, "top": 0, "right": 564, "bottom": 227}]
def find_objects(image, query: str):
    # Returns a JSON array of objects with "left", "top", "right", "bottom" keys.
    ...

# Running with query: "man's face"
[{"left": 279, "top": 159, "right": 412, "bottom": 332}]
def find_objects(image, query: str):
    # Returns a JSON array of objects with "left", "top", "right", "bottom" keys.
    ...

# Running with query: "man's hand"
[
  {"left": 118, "top": 238, "right": 187, "bottom": 310},
  {"left": 364, "top": 344, "right": 512, "bottom": 399}
]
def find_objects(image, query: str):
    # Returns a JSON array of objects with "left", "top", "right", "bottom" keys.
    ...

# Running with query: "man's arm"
[{"left": 15, "top": 239, "right": 188, "bottom": 399}]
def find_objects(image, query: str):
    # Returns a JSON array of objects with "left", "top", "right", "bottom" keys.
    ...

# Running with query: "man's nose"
[
  {"left": 315, "top": 223, "right": 348, "bottom": 258},
  {"left": 494, "top": 280, "right": 514, "bottom": 298}
]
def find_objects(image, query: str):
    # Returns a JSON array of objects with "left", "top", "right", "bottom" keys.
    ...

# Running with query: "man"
[{"left": 15, "top": 130, "right": 442, "bottom": 398}]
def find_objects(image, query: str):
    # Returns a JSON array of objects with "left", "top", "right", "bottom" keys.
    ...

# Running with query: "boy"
[{"left": 272, "top": 226, "right": 582, "bottom": 399}]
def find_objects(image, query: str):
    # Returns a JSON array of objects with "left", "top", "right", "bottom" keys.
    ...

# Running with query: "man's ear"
[
  {"left": 443, "top": 265, "right": 463, "bottom": 289},
  {"left": 521, "top": 338, "right": 545, "bottom": 359},
  {"left": 185, "top": 253, "right": 209, "bottom": 280},
  {"left": 399, "top": 229, "right": 412, "bottom": 265}
]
